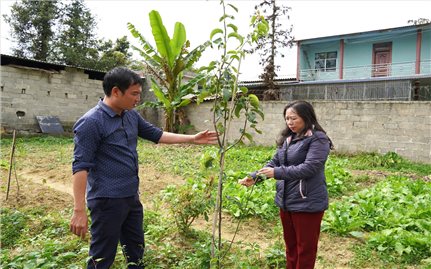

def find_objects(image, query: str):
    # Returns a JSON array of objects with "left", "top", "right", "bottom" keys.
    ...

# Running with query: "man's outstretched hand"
[{"left": 194, "top": 130, "right": 218, "bottom": 144}]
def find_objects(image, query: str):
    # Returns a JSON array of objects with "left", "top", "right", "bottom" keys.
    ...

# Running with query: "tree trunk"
[{"left": 164, "top": 109, "right": 175, "bottom": 132}]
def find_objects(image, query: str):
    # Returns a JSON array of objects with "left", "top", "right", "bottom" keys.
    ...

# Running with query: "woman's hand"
[
  {"left": 257, "top": 167, "right": 274, "bottom": 178},
  {"left": 238, "top": 176, "right": 255, "bottom": 187}
]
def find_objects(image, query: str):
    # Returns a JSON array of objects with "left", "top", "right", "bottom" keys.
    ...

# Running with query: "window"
[{"left": 315, "top": 51, "right": 337, "bottom": 72}]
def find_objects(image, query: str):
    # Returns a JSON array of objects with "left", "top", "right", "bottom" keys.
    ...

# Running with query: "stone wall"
[
  {"left": 0, "top": 65, "right": 158, "bottom": 133},
  {"left": 2, "top": 64, "right": 430, "bottom": 163},
  {"left": 1, "top": 65, "right": 104, "bottom": 133},
  {"left": 185, "top": 101, "right": 431, "bottom": 164}
]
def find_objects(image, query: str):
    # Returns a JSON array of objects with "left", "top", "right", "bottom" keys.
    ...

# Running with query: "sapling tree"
[{"left": 197, "top": 1, "right": 269, "bottom": 266}]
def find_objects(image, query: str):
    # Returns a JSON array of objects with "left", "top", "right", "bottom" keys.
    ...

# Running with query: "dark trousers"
[
  {"left": 279, "top": 209, "right": 324, "bottom": 269},
  {"left": 87, "top": 195, "right": 144, "bottom": 269}
]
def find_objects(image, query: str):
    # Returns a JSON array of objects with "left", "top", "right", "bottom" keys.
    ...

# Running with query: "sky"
[{"left": 1, "top": 0, "right": 430, "bottom": 80}]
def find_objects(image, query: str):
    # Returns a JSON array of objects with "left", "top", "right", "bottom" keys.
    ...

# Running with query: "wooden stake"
[{"left": 6, "top": 129, "right": 17, "bottom": 201}]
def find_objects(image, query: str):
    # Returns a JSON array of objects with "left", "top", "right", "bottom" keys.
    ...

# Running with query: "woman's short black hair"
[{"left": 102, "top": 67, "right": 143, "bottom": 96}]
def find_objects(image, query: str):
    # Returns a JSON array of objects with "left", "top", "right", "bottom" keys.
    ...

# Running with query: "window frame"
[{"left": 314, "top": 51, "right": 337, "bottom": 72}]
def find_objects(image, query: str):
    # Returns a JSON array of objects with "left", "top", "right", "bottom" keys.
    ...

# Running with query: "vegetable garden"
[{"left": 1, "top": 136, "right": 430, "bottom": 268}]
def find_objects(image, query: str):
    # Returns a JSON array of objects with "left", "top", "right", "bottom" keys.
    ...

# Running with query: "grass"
[{"left": 335, "top": 151, "right": 431, "bottom": 176}]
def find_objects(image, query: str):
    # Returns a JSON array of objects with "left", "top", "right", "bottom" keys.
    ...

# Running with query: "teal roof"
[{"left": 296, "top": 23, "right": 431, "bottom": 45}]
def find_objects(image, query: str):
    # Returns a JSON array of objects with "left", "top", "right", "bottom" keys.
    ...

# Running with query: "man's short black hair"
[{"left": 103, "top": 67, "right": 143, "bottom": 96}]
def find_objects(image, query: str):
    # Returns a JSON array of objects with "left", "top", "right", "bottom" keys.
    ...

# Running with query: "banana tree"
[{"left": 128, "top": 10, "right": 210, "bottom": 132}]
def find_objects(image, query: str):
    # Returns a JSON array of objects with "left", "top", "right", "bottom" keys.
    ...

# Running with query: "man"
[{"left": 70, "top": 67, "right": 217, "bottom": 268}]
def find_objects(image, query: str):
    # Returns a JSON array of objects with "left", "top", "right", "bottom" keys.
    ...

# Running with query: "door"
[{"left": 372, "top": 43, "right": 392, "bottom": 77}]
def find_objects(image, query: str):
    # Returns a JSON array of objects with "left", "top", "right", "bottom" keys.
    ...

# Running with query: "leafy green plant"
[
  {"left": 323, "top": 175, "right": 431, "bottom": 265},
  {"left": 1, "top": 238, "right": 85, "bottom": 269},
  {"left": 176, "top": 240, "right": 212, "bottom": 268},
  {"left": 264, "top": 240, "right": 287, "bottom": 268},
  {"left": 128, "top": 10, "right": 209, "bottom": 132},
  {"left": 224, "top": 177, "right": 276, "bottom": 220},
  {"left": 161, "top": 177, "right": 214, "bottom": 234},
  {"left": 367, "top": 226, "right": 431, "bottom": 265},
  {"left": 0, "top": 209, "right": 28, "bottom": 248},
  {"left": 334, "top": 151, "right": 431, "bottom": 177},
  {"left": 1, "top": 208, "right": 89, "bottom": 269},
  {"left": 325, "top": 156, "right": 352, "bottom": 197},
  {"left": 380, "top": 151, "right": 404, "bottom": 167}
]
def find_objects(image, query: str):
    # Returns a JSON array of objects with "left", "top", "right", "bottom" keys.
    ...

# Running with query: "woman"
[{"left": 239, "top": 100, "right": 333, "bottom": 269}]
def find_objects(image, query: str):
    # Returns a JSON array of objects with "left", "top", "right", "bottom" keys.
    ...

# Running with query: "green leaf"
[
  {"left": 136, "top": 101, "right": 161, "bottom": 109},
  {"left": 248, "top": 94, "right": 259, "bottom": 109},
  {"left": 257, "top": 20, "right": 270, "bottom": 35},
  {"left": 182, "top": 41, "right": 211, "bottom": 71},
  {"left": 179, "top": 73, "right": 207, "bottom": 94},
  {"left": 349, "top": 231, "right": 365, "bottom": 239},
  {"left": 170, "top": 22, "right": 186, "bottom": 59},
  {"left": 219, "top": 14, "right": 234, "bottom": 22},
  {"left": 149, "top": 10, "right": 173, "bottom": 66},
  {"left": 150, "top": 78, "right": 170, "bottom": 108},
  {"left": 210, "top": 28, "right": 223, "bottom": 40},
  {"left": 228, "top": 32, "right": 244, "bottom": 44},
  {"left": 227, "top": 3, "right": 238, "bottom": 13},
  {"left": 60, "top": 252, "right": 78, "bottom": 259},
  {"left": 395, "top": 242, "right": 405, "bottom": 255},
  {"left": 177, "top": 99, "right": 191, "bottom": 108},
  {"left": 234, "top": 102, "right": 243, "bottom": 118},
  {"left": 243, "top": 132, "right": 253, "bottom": 142},
  {"left": 252, "top": 108, "right": 265, "bottom": 120},
  {"left": 240, "top": 87, "right": 248, "bottom": 94},
  {"left": 128, "top": 23, "right": 162, "bottom": 63},
  {"left": 227, "top": 23, "right": 238, "bottom": 32},
  {"left": 222, "top": 87, "right": 232, "bottom": 101}
]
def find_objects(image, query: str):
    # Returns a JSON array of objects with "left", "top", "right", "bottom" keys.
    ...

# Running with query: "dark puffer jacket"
[{"left": 251, "top": 130, "right": 330, "bottom": 212}]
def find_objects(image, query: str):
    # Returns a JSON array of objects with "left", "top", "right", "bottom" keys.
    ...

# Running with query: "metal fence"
[
  {"left": 299, "top": 60, "right": 431, "bottom": 81},
  {"left": 280, "top": 79, "right": 431, "bottom": 101}
]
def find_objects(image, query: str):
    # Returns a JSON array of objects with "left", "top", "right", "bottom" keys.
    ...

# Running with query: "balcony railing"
[{"left": 299, "top": 60, "right": 431, "bottom": 81}]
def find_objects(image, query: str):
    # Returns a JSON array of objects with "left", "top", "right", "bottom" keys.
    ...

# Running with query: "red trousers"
[{"left": 279, "top": 209, "right": 324, "bottom": 269}]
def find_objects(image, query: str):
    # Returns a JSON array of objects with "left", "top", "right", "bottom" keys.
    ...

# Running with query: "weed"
[{"left": 0, "top": 209, "right": 28, "bottom": 248}]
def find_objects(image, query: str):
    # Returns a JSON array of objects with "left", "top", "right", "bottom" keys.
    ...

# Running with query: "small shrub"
[
  {"left": 380, "top": 151, "right": 404, "bottom": 168},
  {"left": 162, "top": 177, "right": 214, "bottom": 234}
]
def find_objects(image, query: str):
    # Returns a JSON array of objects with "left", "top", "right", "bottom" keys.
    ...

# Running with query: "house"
[
  {"left": 282, "top": 23, "right": 431, "bottom": 101},
  {"left": 1, "top": 54, "right": 160, "bottom": 133},
  {"left": 1, "top": 54, "right": 109, "bottom": 133},
  {"left": 0, "top": 54, "right": 183, "bottom": 134}
]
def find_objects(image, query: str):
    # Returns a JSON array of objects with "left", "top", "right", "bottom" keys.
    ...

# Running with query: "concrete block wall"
[
  {"left": 185, "top": 101, "right": 431, "bottom": 164},
  {"left": 2, "top": 63, "right": 429, "bottom": 163},
  {"left": 1, "top": 65, "right": 104, "bottom": 132}
]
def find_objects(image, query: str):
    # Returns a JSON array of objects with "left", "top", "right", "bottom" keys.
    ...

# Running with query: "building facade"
[{"left": 284, "top": 23, "right": 431, "bottom": 101}]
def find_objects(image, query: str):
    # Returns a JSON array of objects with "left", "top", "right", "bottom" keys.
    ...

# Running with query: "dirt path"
[
  {"left": 8, "top": 165, "right": 185, "bottom": 209},
  {"left": 19, "top": 169, "right": 73, "bottom": 196}
]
